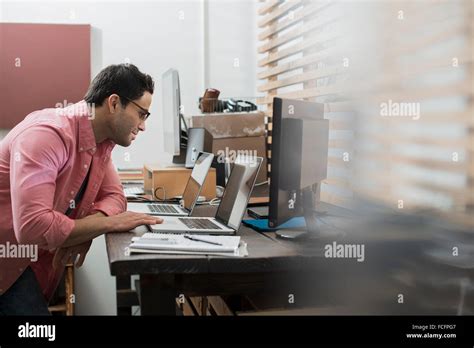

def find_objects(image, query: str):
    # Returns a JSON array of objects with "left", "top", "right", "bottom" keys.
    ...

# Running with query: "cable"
[
  {"left": 209, "top": 198, "right": 221, "bottom": 206},
  {"left": 254, "top": 180, "right": 269, "bottom": 187},
  {"left": 196, "top": 198, "right": 221, "bottom": 206},
  {"left": 153, "top": 186, "right": 166, "bottom": 201}
]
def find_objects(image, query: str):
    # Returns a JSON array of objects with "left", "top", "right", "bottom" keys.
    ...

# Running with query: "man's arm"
[
  {"left": 54, "top": 211, "right": 161, "bottom": 268},
  {"left": 60, "top": 211, "right": 161, "bottom": 247},
  {"left": 89, "top": 158, "right": 127, "bottom": 217},
  {"left": 58, "top": 155, "right": 163, "bottom": 247},
  {"left": 10, "top": 126, "right": 161, "bottom": 250},
  {"left": 10, "top": 126, "right": 76, "bottom": 250}
]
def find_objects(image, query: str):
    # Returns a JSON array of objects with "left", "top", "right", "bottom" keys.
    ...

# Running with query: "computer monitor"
[
  {"left": 162, "top": 68, "right": 187, "bottom": 164},
  {"left": 268, "top": 97, "right": 329, "bottom": 238}
]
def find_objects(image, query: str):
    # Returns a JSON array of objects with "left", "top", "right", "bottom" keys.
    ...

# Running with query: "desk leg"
[
  {"left": 139, "top": 274, "right": 176, "bottom": 315},
  {"left": 116, "top": 275, "right": 132, "bottom": 316}
]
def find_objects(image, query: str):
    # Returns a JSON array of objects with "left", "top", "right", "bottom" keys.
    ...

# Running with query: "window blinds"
[{"left": 257, "top": 0, "right": 473, "bottom": 227}]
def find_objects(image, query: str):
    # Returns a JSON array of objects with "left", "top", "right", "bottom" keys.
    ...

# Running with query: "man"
[{"left": 0, "top": 64, "right": 162, "bottom": 315}]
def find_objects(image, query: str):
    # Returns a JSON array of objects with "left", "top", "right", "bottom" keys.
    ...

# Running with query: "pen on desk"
[{"left": 184, "top": 235, "right": 222, "bottom": 246}]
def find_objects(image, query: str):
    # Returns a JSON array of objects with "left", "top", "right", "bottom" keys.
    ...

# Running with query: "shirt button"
[
  {"left": 84, "top": 164, "right": 88, "bottom": 169},
  {"left": 80, "top": 147, "right": 84, "bottom": 151},
  {"left": 94, "top": 184, "right": 98, "bottom": 189},
  {"left": 70, "top": 191, "right": 75, "bottom": 195}
]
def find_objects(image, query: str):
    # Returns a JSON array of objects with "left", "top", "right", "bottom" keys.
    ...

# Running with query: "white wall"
[
  {"left": 1, "top": 0, "right": 258, "bottom": 314},
  {"left": 205, "top": 0, "right": 257, "bottom": 101}
]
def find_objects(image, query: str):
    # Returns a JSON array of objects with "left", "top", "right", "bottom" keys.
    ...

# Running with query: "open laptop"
[
  {"left": 127, "top": 152, "right": 214, "bottom": 216},
  {"left": 149, "top": 155, "right": 263, "bottom": 235}
]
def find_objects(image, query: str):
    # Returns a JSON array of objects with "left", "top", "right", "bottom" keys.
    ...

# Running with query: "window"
[{"left": 257, "top": 0, "right": 473, "bottom": 226}]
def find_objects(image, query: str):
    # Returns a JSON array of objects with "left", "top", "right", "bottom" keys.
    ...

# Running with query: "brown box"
[
  {"left": 212, "top": 136, "right": 268, "bottom": 183},
  {"left": 143, "top": 165, "right": 216, "bottom": 201},
  {"left": 191, "top": 111, "right": 266, "bottom": 138},
  {"left": 191, "top": 112, "right": 268, "bottom": 183}
]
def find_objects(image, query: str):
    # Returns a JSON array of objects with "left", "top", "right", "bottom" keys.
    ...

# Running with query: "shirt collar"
[{"left": 72, "top": 100, "right": 115, "bottom": 153}]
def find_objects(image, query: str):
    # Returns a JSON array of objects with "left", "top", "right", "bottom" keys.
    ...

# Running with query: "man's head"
[{"left": 84, "top": 64, "right": 154, "bottom": 146}]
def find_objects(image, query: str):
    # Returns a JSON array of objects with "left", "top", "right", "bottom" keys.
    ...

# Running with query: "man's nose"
[{"left": 138, "top": 120, "right": 146, "bottom": 132}]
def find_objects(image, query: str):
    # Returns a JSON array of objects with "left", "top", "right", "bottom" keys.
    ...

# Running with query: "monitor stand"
[
  {"left": 275, "top": 229, "right": 308, "bottom": 240},
  {"left": 171, "top": 127, "right": 188, "bottom": 165},
  {"left": 172, "top": 150, "right": 186, "bottom": 165},
  {"left": 275, "top": 184, "right": 320, "bottom": 240}
]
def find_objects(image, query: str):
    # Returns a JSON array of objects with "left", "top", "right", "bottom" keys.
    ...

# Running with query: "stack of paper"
[{"left": 129, "top": 233, "right": 248, "bottom": 257}]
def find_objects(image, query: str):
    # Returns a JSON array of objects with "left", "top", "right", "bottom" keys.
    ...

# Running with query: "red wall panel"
[{"left": 0, "top": 23, "right": 90, "bottom": 128}]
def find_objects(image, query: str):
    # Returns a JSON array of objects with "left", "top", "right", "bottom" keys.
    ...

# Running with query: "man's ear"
[{"left": 107, "top": 94, "right": 120, "bottom": 114}]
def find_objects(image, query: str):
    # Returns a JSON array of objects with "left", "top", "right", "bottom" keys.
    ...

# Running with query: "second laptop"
[{"left": 127, "top": 152, "right": 214, "bottom": 216}]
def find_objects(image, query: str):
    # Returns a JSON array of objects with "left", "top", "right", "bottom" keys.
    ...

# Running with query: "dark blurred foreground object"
[{"left": 281, "top": 199, "right": 474, "bottom": 315}]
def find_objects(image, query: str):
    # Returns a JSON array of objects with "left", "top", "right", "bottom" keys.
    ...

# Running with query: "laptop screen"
[
  {"left": 215, "top": 156, "right": 262, "bottom": 230},
  {"left": 182, "top": 177, "right": 200, "bottom": 211},
  {"left": 181, "top": 152, "right": 214, "bottom": 211}
]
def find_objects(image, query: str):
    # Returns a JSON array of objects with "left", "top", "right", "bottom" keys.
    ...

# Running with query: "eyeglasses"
[{"left": 120, "top": 95, "right": 150, "bottom": 121}]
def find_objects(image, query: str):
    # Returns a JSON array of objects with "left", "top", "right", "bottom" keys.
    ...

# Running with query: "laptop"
[
  {"left": 127, "top": 152, "right": 214, "bottom": 216},
  {"left": 149, "top": 155, "right": 263, "bottom": 235}
]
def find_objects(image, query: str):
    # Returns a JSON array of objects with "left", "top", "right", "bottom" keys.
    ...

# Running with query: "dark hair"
[{"left": 84, "top": 64, "right": 154, "bottom": 107}]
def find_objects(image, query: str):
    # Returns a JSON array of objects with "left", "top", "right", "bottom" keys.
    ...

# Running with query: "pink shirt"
[{"left": 0, "top": 101, "right": 127, "bottom": 300}]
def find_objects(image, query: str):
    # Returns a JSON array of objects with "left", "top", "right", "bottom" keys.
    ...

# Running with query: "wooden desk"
[
  {"left": 106, "top": 182, "right": 354, "bottom": 315},
  {"left": 106, "top": 204, "right": 310, "bottom": 315},
  {"left": 106, "top": 191, "right": 474, "bottom": 315}
]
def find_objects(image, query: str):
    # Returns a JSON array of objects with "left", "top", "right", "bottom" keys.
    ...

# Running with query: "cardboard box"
[
  {"left": 143, "top": 165, "right": 216, "bottom": 201},
  {"left": 191, "top": 112, "right": 268, "bottom": 183},
  {"left": 212, "top": 136, "right": 268, "bottom": 184},
  {"left": 190, "top": 111, "right": 266, "bottom": 138}
]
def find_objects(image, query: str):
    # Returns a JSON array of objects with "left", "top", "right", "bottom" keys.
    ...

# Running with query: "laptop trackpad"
[{"left": 159, "top": 219, "right": 181, "bottom": 226}]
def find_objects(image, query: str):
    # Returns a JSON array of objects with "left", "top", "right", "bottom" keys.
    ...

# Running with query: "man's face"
[{"left": 110, "top": 92, "right": 152, "bottom": 147}]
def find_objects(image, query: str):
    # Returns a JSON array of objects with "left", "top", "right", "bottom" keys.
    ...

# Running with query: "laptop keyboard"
[
  {"left": 178, "top": 218, "right": 222, "bottom": 230},
  {"left": 147, "top": 204, "right": 180, "bottom": 214}
]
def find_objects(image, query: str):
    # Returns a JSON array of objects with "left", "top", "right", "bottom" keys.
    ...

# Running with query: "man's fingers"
[
  {"left": 53, "top": 241, "right": 91, "bottom": 269},
  {"left": 113, "top": 212, "right": 165, "bottom": 231},
  {"left": 133, "top": 212, "right": 160, "bottom": 220},
  {"left": 62, "top": 252, "right": 73, "bottom": 266},
  {"left": 145, "top": 217, "right": 163, "bottom": 225},
  {"left": 76, "top": 252, "right": 86, "bottom": 267},
  {"left": 53, "top": 248, "right": 75, "bottom": 268},
  {"left": 131, "top": 213, "right": 162, "bottom": 226},
  {"left": 129, "top": 212, "right": 148, "bottom": 218}
]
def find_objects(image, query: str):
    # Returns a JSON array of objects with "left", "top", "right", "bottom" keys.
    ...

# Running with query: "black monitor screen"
[{"left": 268, "top": 97, "right": 327, "bottom": 228}]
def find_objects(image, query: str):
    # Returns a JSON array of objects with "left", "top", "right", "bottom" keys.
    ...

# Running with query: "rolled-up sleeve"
[
  {"left": 9, "top": 126, "right": 75, "bottom": 250},
  {"left": 90, "top": 159, "right": 127, "bottom": 217}
]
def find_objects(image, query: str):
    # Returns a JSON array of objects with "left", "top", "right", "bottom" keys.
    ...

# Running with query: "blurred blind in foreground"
[{"left": 257, "top": 0, "right": 473, "bottom": 227}]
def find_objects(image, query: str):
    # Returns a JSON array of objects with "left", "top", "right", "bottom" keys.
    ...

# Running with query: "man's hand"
[
  {"left": 107, "top": 211, "right": 163, "bottom": 232},
  {"left": 53, "top": 239, "right": 92, "bottom": 269},
  {"left": 61, "top": 211, "right": 164, "bottom": 248},
  {"left": 53, "top": 212, "right": 162, "bottom": 268}
]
